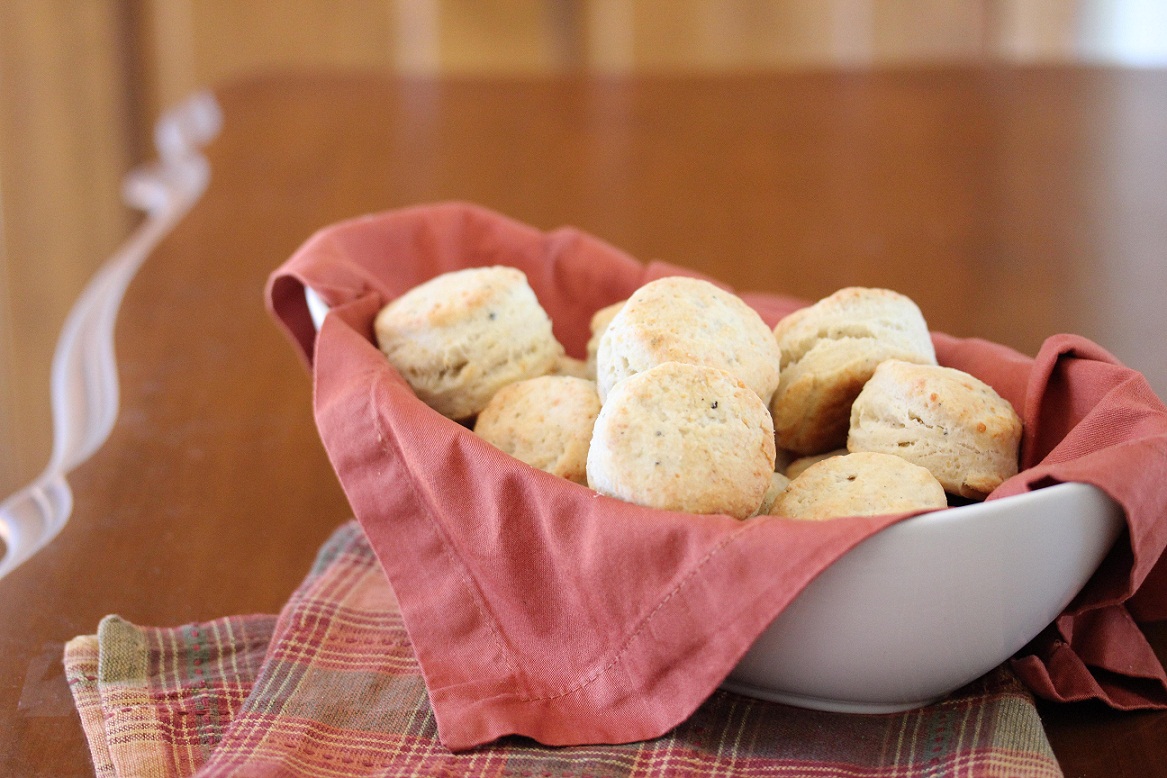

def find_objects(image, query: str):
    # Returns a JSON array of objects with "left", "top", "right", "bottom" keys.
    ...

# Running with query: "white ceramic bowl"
[
  {"left": 304, "top": 287, "right": 1125, "bottom": 715},
  {"left": 722, "top": 481, "right": 1124, "bottom": 713}
]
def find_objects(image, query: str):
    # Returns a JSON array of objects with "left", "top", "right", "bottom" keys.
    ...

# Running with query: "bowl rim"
[{"left": 879, "top": 479, "right": 1112, "bottom": 529}]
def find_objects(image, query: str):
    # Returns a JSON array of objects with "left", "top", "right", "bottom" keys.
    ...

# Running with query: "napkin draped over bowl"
[{"left": 266, "top": 202, "right": 1167, "bottom": 751}]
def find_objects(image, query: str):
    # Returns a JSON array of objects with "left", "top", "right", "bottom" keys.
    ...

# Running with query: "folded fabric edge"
[
  {"left": 63, "top": 635, "right": 116, "bottom": 778},
  {"left": 996, "top": 335, "right": 1167, "bottom": 710},
  {"left": 266, "top": 273, "right": 316, "bottom": 369}
]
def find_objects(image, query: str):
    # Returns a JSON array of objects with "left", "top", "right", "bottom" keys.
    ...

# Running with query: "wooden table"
[{"left": 2, "top": 68, "right": 1166, "bottom": 777}]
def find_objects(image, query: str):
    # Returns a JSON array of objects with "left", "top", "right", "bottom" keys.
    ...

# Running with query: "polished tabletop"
[{"left": 2, "top": 67, "right": 1166, "bottom": 776}]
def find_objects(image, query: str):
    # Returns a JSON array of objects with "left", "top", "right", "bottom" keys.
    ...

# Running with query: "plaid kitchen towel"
[
  {"left": 65, "top": 615, "right": 276, "bottom": 777},
  {"left": 65, "top": 521, "right": 1064, "bottom": 777}
]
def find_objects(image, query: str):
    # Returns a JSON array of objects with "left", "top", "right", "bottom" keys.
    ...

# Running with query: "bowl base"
[{"left": 719, "top": 679, "right": 940, "bottom": 715}]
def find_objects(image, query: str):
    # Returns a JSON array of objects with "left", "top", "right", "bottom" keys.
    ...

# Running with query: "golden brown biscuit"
[
  {"left": 587, "top": 362, "right": 776, "bottom": 519},
  {"left": 373, "top": 266, "right": 564, "bottom": 419},
  {"left": 770, "top": 287, "right": 936, "bottom": 455},
  {"left": 772, "top": 451, "right": 947, "bottom": 521},
  {"left": 847, "top": 360, "right": 1022, "bottom": 499},
  {"left": 474, "top": 375, "right": 601, "bottom": 485}
]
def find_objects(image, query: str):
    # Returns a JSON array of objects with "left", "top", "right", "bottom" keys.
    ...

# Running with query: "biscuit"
[
  {"left": 374, "top": 266, "right": 564, "bottom": 419},
  {"left": 596, "top": 277, "right": 781, "bottom": 405},
  {"left": 585, "top": 301, "right": 625, "bottom": 379},
  {"left": 474, "top": 375, "right": 601, "bottom": 485},
  {"left": 587, "top": 362, "right": 776, "bottom": 519},
  {"left": 785, "top": 448, "right": 848, "bottom": 480},
  {"left": 769, "top": 287, "right": 937, "bottom": 455},
  {"left": 847, "top": 360, "right": 1022, "bottom": 499},
  {"left": 771, "top": 451, "right": 947, "bottom": 521}
]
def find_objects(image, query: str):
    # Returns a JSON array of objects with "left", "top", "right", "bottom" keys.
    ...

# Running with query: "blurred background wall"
[{"left": 1, "top": 0, "right": 1166, "bottom": 498}]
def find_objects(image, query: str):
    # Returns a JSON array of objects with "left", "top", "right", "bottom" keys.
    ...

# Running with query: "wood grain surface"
[{"left": 0, "top": 68, "right": 1165, "bottom": 776}]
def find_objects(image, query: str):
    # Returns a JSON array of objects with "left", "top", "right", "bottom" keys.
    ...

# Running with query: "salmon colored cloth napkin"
[
  {"left": 265, "top": 202, "right": 1167, "bottom": 750},
  {"left": 65, "top": 521, "right": 1065, "bottom": 778}
]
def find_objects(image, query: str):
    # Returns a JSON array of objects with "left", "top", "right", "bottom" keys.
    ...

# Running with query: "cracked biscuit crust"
[
  {"left": 847, "top": 359, "right": 1022, "bottom": 499},
  {"left": 769, "top": 287, "right": 936, "bottom": 455}
]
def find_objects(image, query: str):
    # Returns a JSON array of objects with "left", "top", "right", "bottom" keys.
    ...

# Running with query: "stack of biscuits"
[{"left": 373, "top": 265, "right": 1023, "bottom": 521}]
